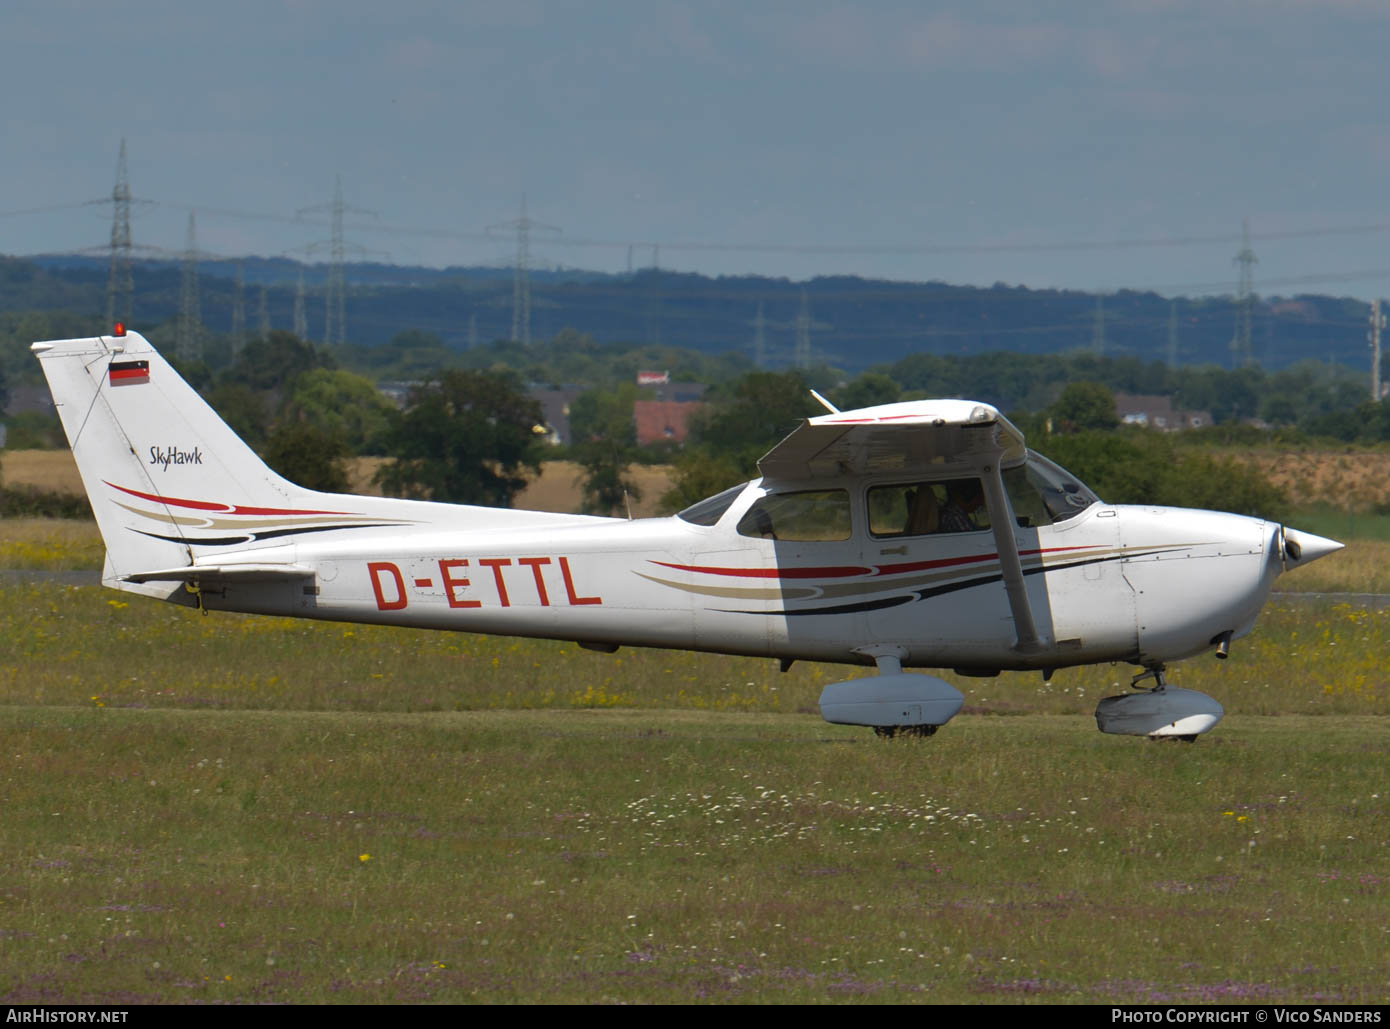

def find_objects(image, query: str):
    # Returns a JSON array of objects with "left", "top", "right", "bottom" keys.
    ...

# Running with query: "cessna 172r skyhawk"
[{"left": 34, "top": 327, "right": 1343, "bottom": 741}]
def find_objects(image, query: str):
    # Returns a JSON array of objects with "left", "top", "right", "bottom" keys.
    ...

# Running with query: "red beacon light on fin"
[{"left": 112, "top": 322, "right": 127, "bottom": 337}]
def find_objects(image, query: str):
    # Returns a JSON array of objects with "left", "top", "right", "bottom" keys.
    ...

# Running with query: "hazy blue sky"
[{"left": 4, "top": 0, "right": 1389, "bottom": 298}]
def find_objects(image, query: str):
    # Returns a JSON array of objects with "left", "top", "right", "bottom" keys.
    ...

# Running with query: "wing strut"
[{"left": 980, "top": 464, "right": 1045, "bottom": 654}]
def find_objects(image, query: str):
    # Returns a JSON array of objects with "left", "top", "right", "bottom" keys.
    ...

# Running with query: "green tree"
[
  {"left": 656, "top": 370, "right": 821, "bottom": 512},
  {"left": 692, "top": 370, "right": 823, "bottom": 470},
  {"left": 366, "top": 329, "right": 456, "bottom": 380},
  {"left": 835, "top": 372, "right": 900, "bottom": 411},
  {"left": 1049, "top": 381, "right": 1119, "bottom": 432},
  {"left": 206, "top": 384, "right": 270, "bottom": 449},
  {"left": 659, "top": 450, "right": 748, "bottom": 514},
  {"left": 261, "top": 421, "right": 352, "bottom": 493},
  {"left": 219, "top": 332, "right": 335, "bottom": 397},
  {"left": 376, "top": 370, "right": 544, "bottom": 505},
  {"left": 569, "top": 383, "right": 643, "bottom": 516},
  {"left": 285, "top": 368, "right": 394, "bottom": 455}
]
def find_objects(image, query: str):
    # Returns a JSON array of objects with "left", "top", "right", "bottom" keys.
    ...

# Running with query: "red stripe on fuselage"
[{"left": 104, "top": 481, "right": 351, "bottom": 516}]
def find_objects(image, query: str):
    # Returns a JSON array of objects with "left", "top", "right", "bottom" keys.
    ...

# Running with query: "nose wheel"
[{"left": 1095, "top": 665, "right": 1224, "bottom": 739}]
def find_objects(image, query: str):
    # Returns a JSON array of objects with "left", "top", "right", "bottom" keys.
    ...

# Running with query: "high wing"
[
  {"left": 757, "top": 400, "right": 1027, "bottom": 481},
  {"left": 758, "top": 400, "right": 1043, "bottom": 652}
]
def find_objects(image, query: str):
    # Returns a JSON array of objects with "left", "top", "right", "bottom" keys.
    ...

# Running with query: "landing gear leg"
[{"left": 1131, "top": 664, "right": 1167, "bottom": 692}]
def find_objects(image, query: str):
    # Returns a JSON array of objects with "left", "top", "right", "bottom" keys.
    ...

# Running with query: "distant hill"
[{"left": 5, "top": 254, "right": 1378, "bottom": 374}]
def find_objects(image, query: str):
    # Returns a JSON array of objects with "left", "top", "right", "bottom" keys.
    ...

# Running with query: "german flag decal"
[{"left": 109, "top": 360, "right": 150, "bottom": 386}]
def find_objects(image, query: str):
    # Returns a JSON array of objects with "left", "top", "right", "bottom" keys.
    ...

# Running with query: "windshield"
[{"left": 1006, "top": 451, "right": 1100, "bottom": 525}]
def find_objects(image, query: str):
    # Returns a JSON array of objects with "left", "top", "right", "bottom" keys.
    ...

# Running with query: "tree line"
[{"left": 2, "top": 318, "right": 1385, "bottom": 523}]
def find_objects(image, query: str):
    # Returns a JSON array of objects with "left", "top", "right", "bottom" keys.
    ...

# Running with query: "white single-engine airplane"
[{"left": 34, "top": 327, "right": 1343, "bottom": 740}]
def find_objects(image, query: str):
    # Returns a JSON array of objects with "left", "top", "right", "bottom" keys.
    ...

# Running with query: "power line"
[
  {"left": 230, "top": 260, "right": 246, "bottom": 355},
  {"left": 140, "top": 198, "right": 1390, "bottom": 259},
  {"left": 0, "top": 200, "right": 96, "bottom": 219},
  {"left": 293, "top": 268, "right": 308, "bottom": 340},
  {"left": 488, "top": 196, "right": 560, "bottom": 346},
  {"left": 298, "top": 175, "right": 377, "bottom": 345},
  {"left": 177, "top": 212, "right": 202, "bottom": 363},
  {"left": 106, "top": 139, "right": 134, "bottom": 327},
  {"left": 1231, "top": 218, "right": 1259, "bottom": 367},
  {"left": 646, "top": 244, "right": 661, "bottom": 346}
]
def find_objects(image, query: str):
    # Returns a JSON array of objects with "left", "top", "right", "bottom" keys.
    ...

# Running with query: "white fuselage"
[{"left": 191, "top": 480, "right": 1280, "bottom": 674}]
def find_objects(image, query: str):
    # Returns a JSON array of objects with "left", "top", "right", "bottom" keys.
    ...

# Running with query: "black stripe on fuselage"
[
  {"left": 132, "top": 523, "right": 400, "bottom": 547},
  {"left": 715, "top": 552, "right": 1127, "bottom": 616}
]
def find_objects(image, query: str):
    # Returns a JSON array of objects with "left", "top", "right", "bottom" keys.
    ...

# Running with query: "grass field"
[
  {"left": 2, "top": 448, "right": 1387, "bottom": 1002},
  {"left": 0, "top": 579, "right": 1386, "bottom": 1003}
]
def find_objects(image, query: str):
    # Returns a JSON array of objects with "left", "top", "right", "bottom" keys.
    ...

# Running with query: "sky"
[{"left": 3, "top": 0, "right": 1390, "bottom": 299}]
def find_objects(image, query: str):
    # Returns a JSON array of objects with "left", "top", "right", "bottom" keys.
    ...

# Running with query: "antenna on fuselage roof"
[{"left": 809, "top": 389, "right": 839, "bottom": 414}]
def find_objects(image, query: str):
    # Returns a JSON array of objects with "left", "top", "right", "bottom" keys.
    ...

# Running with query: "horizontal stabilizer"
[{"left": 122, "top": 563, "right": 316, "bottom": 585}]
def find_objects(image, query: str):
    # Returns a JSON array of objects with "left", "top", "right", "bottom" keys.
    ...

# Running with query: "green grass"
[
  {"left": 0, "top": 706, "right": 1384, "bottom": 1004},
  {"left": 0, "top": 518, "right": 104, "bottom": 572},
  {"left": 0, "top": 581, "right": 1387, "bottom": 1003}
]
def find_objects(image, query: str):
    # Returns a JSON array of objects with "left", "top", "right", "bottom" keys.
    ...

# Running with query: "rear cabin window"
[
  {"left": 867, "top": 479, "right": 990, "bottom": 537},
  {"left": 736, "top": 489, "right": 851, "bottom": 542}
]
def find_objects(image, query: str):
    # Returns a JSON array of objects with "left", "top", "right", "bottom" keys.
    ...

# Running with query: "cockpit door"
[{"left": 859, "top": 478, "right": 1022, "bottom": 664}]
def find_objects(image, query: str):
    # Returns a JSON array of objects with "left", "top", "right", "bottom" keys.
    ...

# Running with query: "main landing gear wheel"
[{"left": 874, "top": 724, "right": 938, "bottom": 739}]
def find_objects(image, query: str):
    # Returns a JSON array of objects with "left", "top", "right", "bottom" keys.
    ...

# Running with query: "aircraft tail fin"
[{"left": 31, "top": 329, "right": 365, "bottom": 595}]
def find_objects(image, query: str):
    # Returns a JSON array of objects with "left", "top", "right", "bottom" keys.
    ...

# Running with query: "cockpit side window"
[
  {"left": 736, "top": 489, "right": 851, "bottom": 542},
  {"left": 676, "top": 484, "right": 747, "bottom": 526},
  {"left": 868, "top": 479, "right": 990, "bottom": 537}
]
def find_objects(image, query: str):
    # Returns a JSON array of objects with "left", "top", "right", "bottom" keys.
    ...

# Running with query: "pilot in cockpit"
[{"left": 938, "top": 479, "right": 986, "bottom": 533}]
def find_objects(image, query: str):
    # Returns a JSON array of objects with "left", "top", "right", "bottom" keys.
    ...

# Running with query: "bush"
[
  {"left": 1040, "top": 429, "right": 1288, "bottom": 521},
  {"left": 1, "top": 411, "right": 66, "bottom": 449},
  {"left": 0, "top": 485, "right": 92, "bottom": 519}
]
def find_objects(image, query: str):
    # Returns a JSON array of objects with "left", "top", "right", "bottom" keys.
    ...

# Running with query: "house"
[
  {"left": 1114, "top": 393, "right": 1213, "bottom": 431},
  {"left": 634, "top": 400, "right": 705, "bottom": 446}
]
